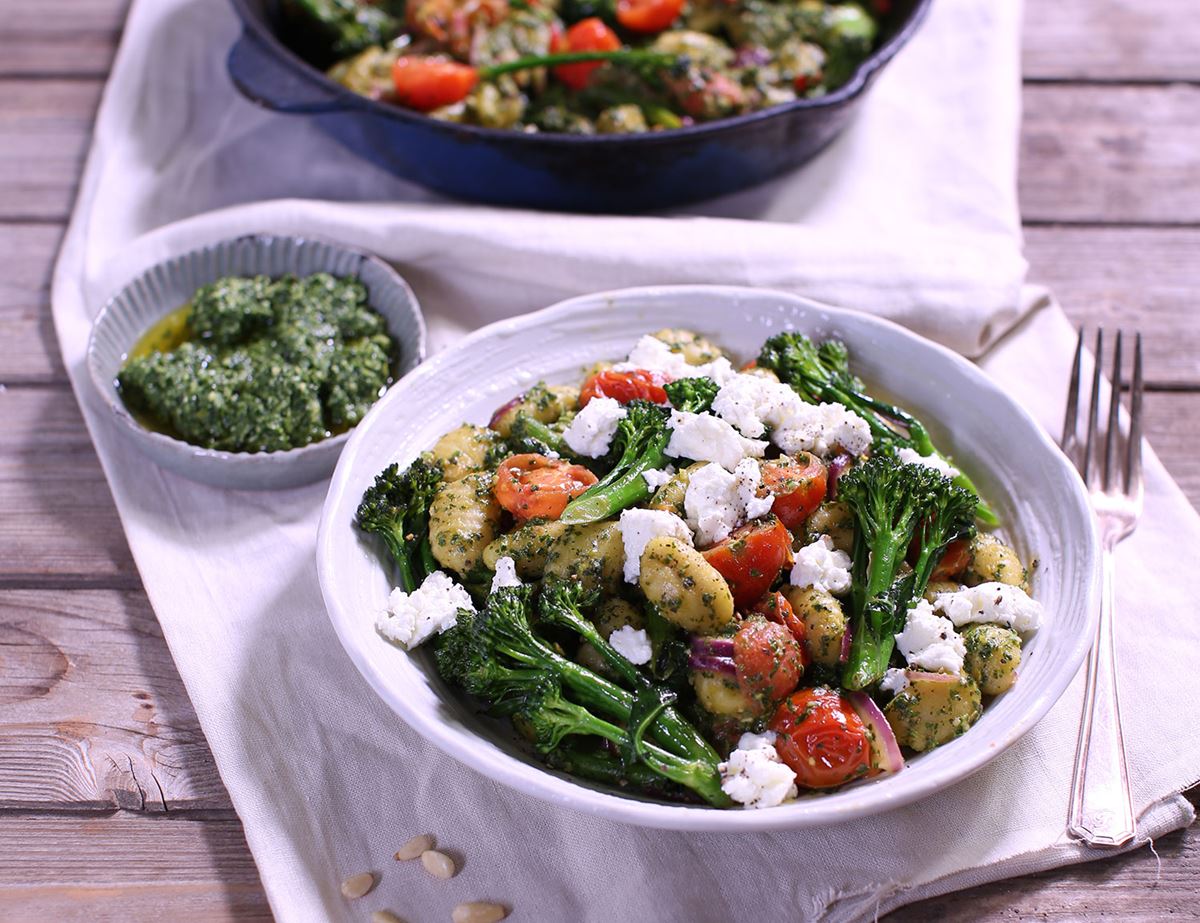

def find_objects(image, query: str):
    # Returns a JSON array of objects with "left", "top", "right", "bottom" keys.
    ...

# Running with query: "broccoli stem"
[
  {"left": 557, "top": 438, "right": 666, "bottom": 525},
  {"left": 479, "top": 50, "right": 679, "bottom": 81},
  {"left": 546, "top": 742, "right": 669, "bottom": 792}
]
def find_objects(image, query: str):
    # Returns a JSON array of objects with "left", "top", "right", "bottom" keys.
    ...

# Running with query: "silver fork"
[{"left": 1060, "top": 328, "right": 1143, "bottom": 847}]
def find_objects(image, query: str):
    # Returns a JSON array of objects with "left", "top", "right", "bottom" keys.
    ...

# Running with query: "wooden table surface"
[{"left": 2, "top": 1, "right": 1199, "bottom": 919}]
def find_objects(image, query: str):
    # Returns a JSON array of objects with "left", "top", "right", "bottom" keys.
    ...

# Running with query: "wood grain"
[
  {"left": 0, "top": 0, "right": 130, "bottom": 78},
  {"left": 0, "top": 223, "right": 68, "bottom": 385},
  {"left": 1023, "top": 0, "right": 1200, "bottom": 83},
  {"left": 0, "top": 589, "right": 230, "bottom": 811},
  {"left": 0, "top": 814, "right": 270, "bottom": 921}
]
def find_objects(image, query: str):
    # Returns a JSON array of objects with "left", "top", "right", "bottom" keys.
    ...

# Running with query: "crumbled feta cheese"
[
  {"left": 772, "top": 401, "right": 872, "bottom": 459},
  {"left": 618, "top": 508, "right": 693, "bottom": 583},
  {"left": 896, "top": 447, "right": 959, "bottom": 478},
  {"left": 880, "top": 668, "right": 910, "bottom": 696},
  {"left": 563, "top": 396, "right": 626, "bottom": 457},
  {"left": 377, "top": 571, "right": 474, "bottom": 650},
  {"left": 711, "top": 373, "right": 802, "bottom": 438},
  {"left": 490, "top": 555, "right": 522, "bottom": 593},
  {"left": 895, "top": 599, "right": 966, "bottom": 674},
  {"left": 666, "top": 410, "right": 767, "bottom": 471},
  {"left": 934, "top": 582, "right": 1044, "bottom": 633},
  {"left": 641, "top": 465, "right": 676, "bottom": 492},
  {"left": 719, "top": 731, "right": 798, "bottom": 809},
  {"left": 790, "top": 534, "right": 853, "bottom": 595},
  {"left": 615, "top": 335, "right": 739, "bottom": 386},
  {"left": 609, "top": 625, "right": 653, "bottom": 665},
  {"left": 683, "top": 460, "right": 774, "bottom": 547}
]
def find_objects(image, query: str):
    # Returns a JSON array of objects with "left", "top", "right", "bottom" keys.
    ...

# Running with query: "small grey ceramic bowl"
[{"left": 87, "top": 234, "right": 426, "bottom": 491}]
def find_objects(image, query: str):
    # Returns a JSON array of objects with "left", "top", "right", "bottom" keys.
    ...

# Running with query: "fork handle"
[{"left": 1067, "top": 543, "right": 1135, "bottom": 847}]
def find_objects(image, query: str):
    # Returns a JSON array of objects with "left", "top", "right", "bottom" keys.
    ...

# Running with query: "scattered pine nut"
[
  {"left": 340, "top": 872, "right": 376, "bottom": 899},
  {"left": 395, "top": 834, "right": 434, "bottom": 860},
  {"left": 420, "top": 848, "right": 457, "bottom": 879},
  {"left": 372, "top": 912, "right": 405, "bottom": 923},
  {"left": 452, "top": 902, "right": 508, "bottom": 923}
]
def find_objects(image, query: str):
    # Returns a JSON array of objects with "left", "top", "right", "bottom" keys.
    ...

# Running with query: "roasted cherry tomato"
[
  {"left": 579, "top": 369, "right": 669, "bottom": 407},
  {"left": 552, "top": 18, "right": 621, "bottom": 91},
  {"left": 391, "top": 56, "right": 479, "bottom": 111},
  {"left": 493, "top": 453, "right": 597, "bottom": 522},
  {"left": 761, "top": 453, "right": 828, "bottom": 530},
  {"left": 616, "top": 0, "right": 684, "bottom": 32},
  {"left": 929, "top": 537, "right": 972, "bottom": 581},
  {"left": 752, "top": 591, "right": 810, "bottom": 667},
  {"left": 733, "top": 618, "right": 805, "bottom": 710},
  {"left": 701, "top": 516, "right": 792, "bottom": 609},
  {"left": 769, "top": 687, "right": 874, "bottom": 789}
]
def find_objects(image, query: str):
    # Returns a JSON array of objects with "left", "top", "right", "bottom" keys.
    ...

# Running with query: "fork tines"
[{"left": 1061, "top": 329, "right": 1144, "bottom": 494}]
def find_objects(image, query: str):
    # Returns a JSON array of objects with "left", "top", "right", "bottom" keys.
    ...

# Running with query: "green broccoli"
[
  {"left": 837, "top": 456, "right": 977, "bottom": 690},
  {"left": 758, "top": 332, "right": 997, "bottom": 524},
  {"left": 280, "top": 0, "right": 401, "bottom": 61},
  {"left": 559, "top": 400, "right": 671, "bottom": 525},
  {"left": 355, "top": 458, "right": 443, "bottom": 593},
  {"left": 663, "top": 377, "right": 719, "bottom": 414}
]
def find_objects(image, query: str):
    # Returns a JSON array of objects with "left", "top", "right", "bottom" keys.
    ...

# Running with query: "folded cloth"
[{"left": 51, "top": 0, "right": 1199, "bottom": 921}]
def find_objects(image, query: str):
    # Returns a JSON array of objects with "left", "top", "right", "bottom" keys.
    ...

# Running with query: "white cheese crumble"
[
  {"left": 666, "top": 410, "right": 767, "bottom": 471},
  {"left": 718, "top": 731, "right": 798, "bottom": 809},
  {"left": 563, "top": 396, "right": 626, "bottom": 458},
  {"left": 710, "top": 373, "right": 800, "bottom": 438},
  {"left": 895, "top": 599, "right": 966, "bottom": 674},
  {"left": 683, "top": 460, "right": 773, "bottom": 547},
  {"left": 933, "top": 582, "right": 1044, "bottom": 633},
  {"left": 377, "top": 571, "right": 474, "bottom": 651},
  {"left": 618, "top": 508, "right": 693, "bottom": 583},
  {"left": 880, "top": 668, "right": 910, "bottom": 697},
  {"left": 490, "top": 556, "right": 522, "bottom": 593},
  {"left": 615, "top": 334, "right": 739, "bottom": 387},
  {"left": 896, "top": 447, "right": 959, "bottom": 478},
  {"left": 609, "top": 625, "right": 653, "bottom": 665},
  {"left": 772, "top": 401, "right": 873, "bottom": 459},
  {"left": 789, "top": 534, "right": 853, "bottom": 595},
  {"left": 641, "top": 465, "right": 676, "bottom": 492}
]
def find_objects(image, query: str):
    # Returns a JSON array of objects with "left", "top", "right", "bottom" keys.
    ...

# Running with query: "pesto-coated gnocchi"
[
  {"left": 428, "top": 424, "right": 500, "bottom": 483},
  {"left": 639, "top": 536, "right": 735, "bottom": 634},
  {"left": 964, "top": 533, "right": 1026, "bottom": 587},
  {"left": 962, "top": 623, "right": 1022, "bottom": 695},
  {"left": 543, "top": 520, "right": 624, "bottom": 596},
  {"left": 783, "top": 585, "right": 847, "bottom": 667},
  {"left": 429, "top": 471, "right": 502, "bottom": 577},
  {"left": 488, "top": 382, "right": 578, "bottom": 437},
  {"left": 482, "top": 519, "right": 567, "bottom": 578},
  {"left": 884, "top": 674, "right": 983, "bottom": 752}
]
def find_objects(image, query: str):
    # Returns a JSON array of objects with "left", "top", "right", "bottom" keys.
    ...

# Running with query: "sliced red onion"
[
  {"left": 688, "top": 653, "right": 737, "bottom": 676},
  {"left": 839, "top": 622, "right": 852, "bottom": 663},
  {"left": 827, "top": 453, "right": 853, "bottom": 499},
  {"left": 847, "top": 691, "right": 905, "bottom": 774},
  {"left": 488, "top": 393, "right": 524, "bottom": 430},
  {"left": 733, "top": 44, "right": 772, "bottom": 68},
  {"left": 690, "top": 636, "right": 735, "bottom": 659}
]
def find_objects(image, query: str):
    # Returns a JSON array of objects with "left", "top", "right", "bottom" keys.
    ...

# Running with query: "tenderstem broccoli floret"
[
  {"left": 355, "top": 458, "right": 443, "bottom": 593},
  {"left": 837, "top": 456, "right": 976, "bottom": 690}
]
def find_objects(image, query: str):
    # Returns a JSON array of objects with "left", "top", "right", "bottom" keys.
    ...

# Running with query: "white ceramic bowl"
[
  {"left": 87, "top": 234, "right": 426, "bottom": 491},
  {"left": 317, "top": 286, "right": 1099, "bottom": 831}
]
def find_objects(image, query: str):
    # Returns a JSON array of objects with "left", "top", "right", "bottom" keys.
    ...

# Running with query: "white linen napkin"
[{"left": 51, "top": 0, "right": 1200, "bottom": 920}]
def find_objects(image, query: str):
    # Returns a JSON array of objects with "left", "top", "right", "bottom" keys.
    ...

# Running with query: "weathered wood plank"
[
  {"left": 1024, "top": 227, "right": 1200, "bottom": 386},
  {"left": 0, "top": 589, "right": 230, "bottom": 811},
  {"left": 0, "top": 814, "right": 271, "bottom": 921},
  {"left": 0, "top": 1, "right": 129, "bottom": 78},
  {"left": 0, "top": 386, "right": 136, "bottom": 581},
  {"left": 1020, "top": 84, "right": 1200, "bottom": 225},
  {"left": 1023, "top": 0, "right": 1200, "bottom": 83},
  {"left": 0, "top": 223, "right": 68, "bottom": 384},
  {"left": 5, "top": 78, "right": 1200, "bottom": 226}
]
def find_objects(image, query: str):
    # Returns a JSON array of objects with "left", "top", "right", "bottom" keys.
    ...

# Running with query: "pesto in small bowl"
[{"left": 118, "top": 273, "right": 396, "bottom": 454}]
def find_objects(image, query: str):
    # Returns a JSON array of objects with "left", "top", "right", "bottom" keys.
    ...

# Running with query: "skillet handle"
[{"left": 227, "top": 29, "right": 349, "bottom": 114}]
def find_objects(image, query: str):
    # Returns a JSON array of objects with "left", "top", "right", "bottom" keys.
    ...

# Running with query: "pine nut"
[
  {"left": 395, "top": 834, "right": 434, "bottom": 861},
  {"left": 420, "top": 849, "right": 456, "bottom": 879},
  {"left": 452, "top": 902, "right": 508, "bottom": 923},
  {"left": 340, "top": 871, "right": 376, "bottom": 899},
  {"left": 372, "top": 912, "right": 405, "bottom": 923}
]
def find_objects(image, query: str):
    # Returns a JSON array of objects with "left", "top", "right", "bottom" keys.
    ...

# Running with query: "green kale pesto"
[{"left": 117, "top": 273, "right": 396, "bottom": 453}]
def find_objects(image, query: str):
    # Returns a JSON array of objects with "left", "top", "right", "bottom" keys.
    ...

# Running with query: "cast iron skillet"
[{"left": 227, "top": 0, "right": 932, "bottom": 212}]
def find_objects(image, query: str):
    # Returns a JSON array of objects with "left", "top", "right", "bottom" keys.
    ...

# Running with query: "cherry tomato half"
[
  {"left": 493, "top": 453, "right": 598, "bottom": 522},
  {"left": 769, "top": 687, "right": 875, "bottom": 790},
  {"left": 579, "top": 369, "right": 669, "bottom": 407},
  {"left": 552, "top": 18, "right": 621, "bottom": 91},
  {"left": 752, "top": 591, "right": 810, "bottom": 667},
  {"left": 931, "top": 537, "right": 972, "bottom": 581},
  {"left": 701, "top": 516, "right": 792, "bottom": 609},
  {"left": 616, "top": 0, "right": 684, "bottom": 33},
  {"left": 391, "top": 56, "right": 479, "bottom": 112},
  {"left": 761, "top": 453, "right": 828, "bottom": 530},
  {"left": 733, "top": 618, "right": 805, "bottom": 710}
]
